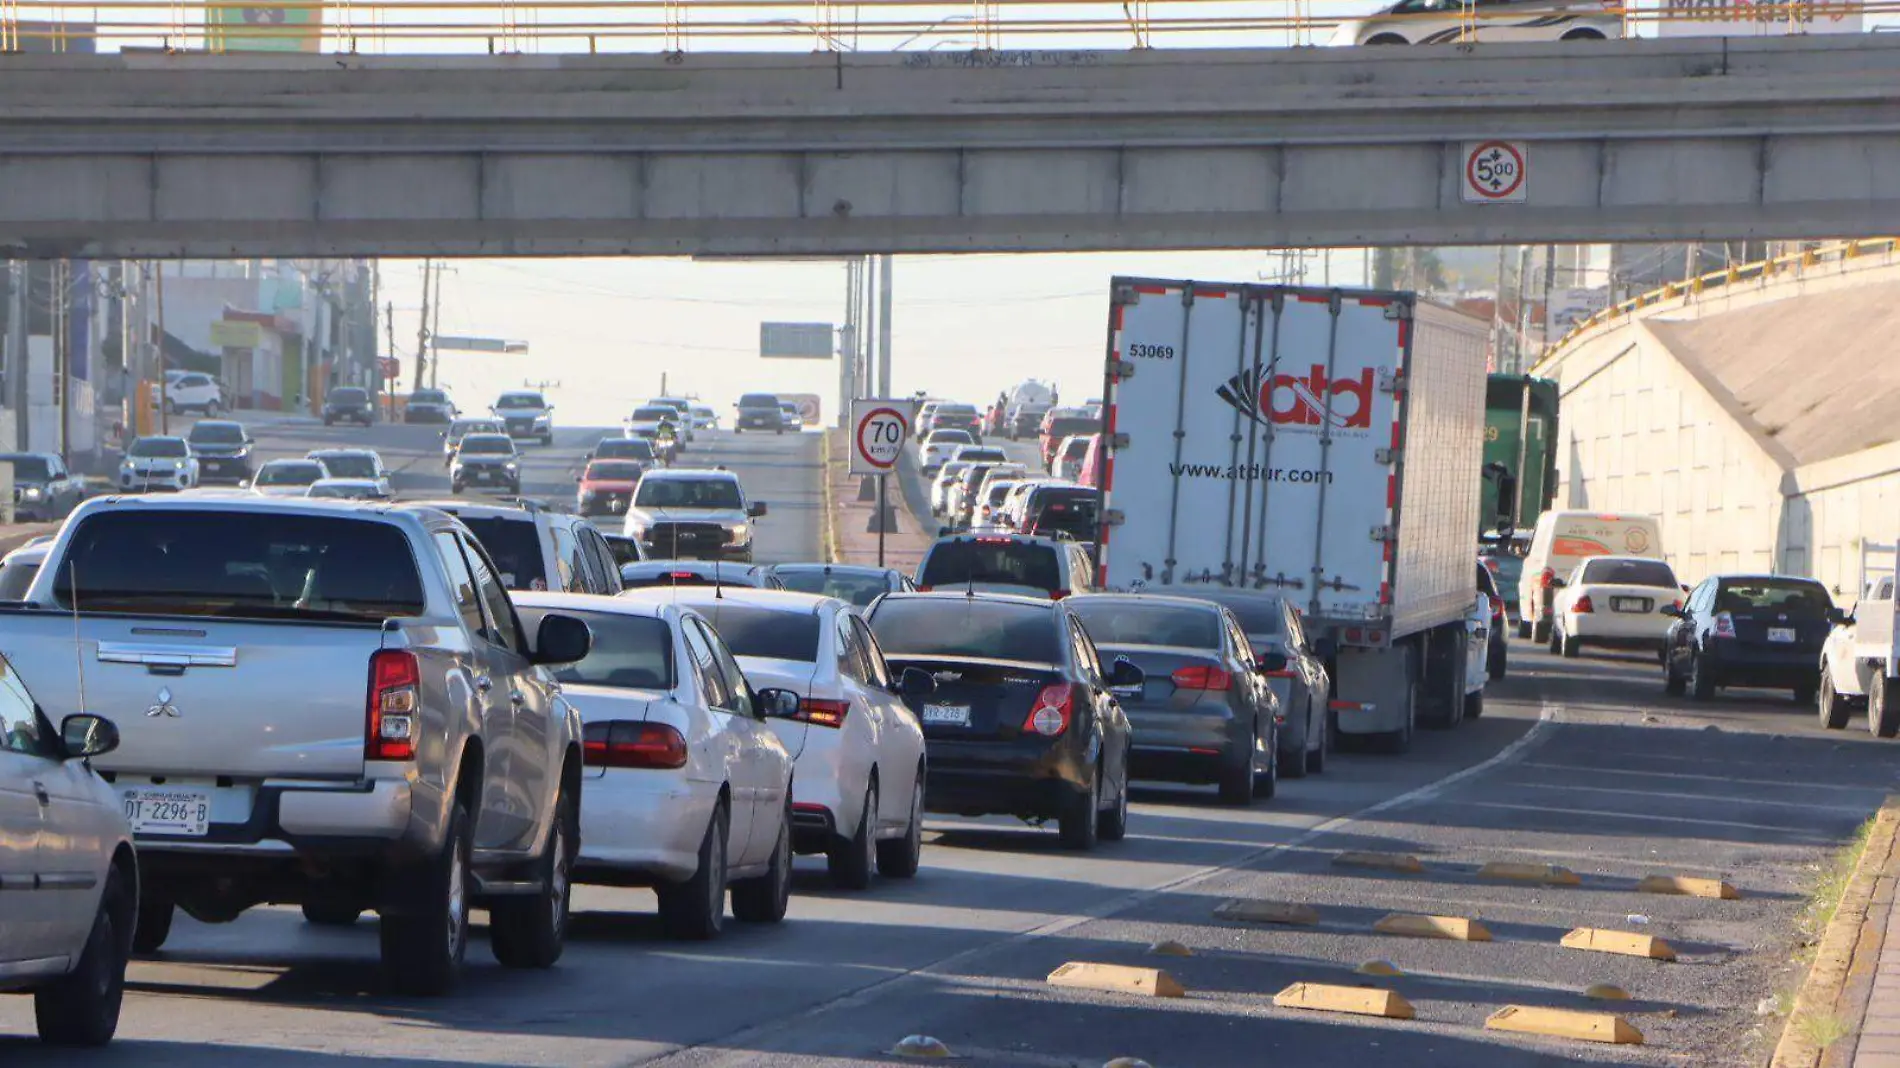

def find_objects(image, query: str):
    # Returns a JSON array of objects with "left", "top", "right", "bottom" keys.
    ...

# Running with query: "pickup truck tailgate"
[{"left": 5, "top": 614, "right": 382, "bottom": 780}]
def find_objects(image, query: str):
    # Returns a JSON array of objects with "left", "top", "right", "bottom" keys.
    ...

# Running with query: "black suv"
[
  {"left": 916, "top": 533, "right": 1098, "bottom": 600},
  {"left": 735, "top": 392, "right": 784, "bottom": 433},
  {"left": 182, "top": 421, "right": 256, "bottom": 484},
  {"left": 322, "top": 387, "right": 376, "bottom": 426}
]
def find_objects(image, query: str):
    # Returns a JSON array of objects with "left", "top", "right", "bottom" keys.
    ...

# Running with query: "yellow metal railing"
[
  {"left": 1539, "top": 237, "right": 1900, "bottom": 364},
  {"left": 0, "top": 0, "right": 1890, "bottom": 54}
]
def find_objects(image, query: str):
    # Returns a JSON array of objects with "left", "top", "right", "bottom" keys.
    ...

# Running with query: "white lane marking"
[
  {"left": 639, "top": 702, "right": 1563, "bottom": 1067},
  {"left": 1514, "top": 760, "right": 1890, "bottom": 793},
  {"left": 1461, "top": 800, "right": 1831, "bottom": 835},
  {"left": 1497, "top": 778, "right": 1878, "bottom": 816}
]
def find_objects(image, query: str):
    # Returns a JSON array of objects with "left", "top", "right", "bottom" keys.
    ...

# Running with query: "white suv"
[
  {"left": 164, "top": 372, "right": 224, "bottom": 416},
  {"left": 0, "top": 664, "right": 135, "bottom": 1047}
]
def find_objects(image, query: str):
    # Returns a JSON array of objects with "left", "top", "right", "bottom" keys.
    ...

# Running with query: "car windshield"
[
  {"left": 519, "top": 608, "right": 675, "bottom": 690},
  {"left": 459, "top": 436, "right": 514, "bottom": 456},
  {"left": 1070, "top": 600, "right": 1222, "bottom": 649},
  {"left": 636, "top": 478, "right": 743, "bottom": 509},
  {"left": 919, "top": 540, "right": 1061, "bottom": 591},
  {"left": 773, "top": 567, "right": 891, "bottom": 607},
  {"left": 596, "top": 439, "right": 656, "bottom": 461},
  {"left": 187, "top": 423, "right": 245, "bottom": 445},
  {"left": 412, "top": 390, "right": 448, "bottom": 404},
  {"left": 633, "top": 407, "right": 676, "bottom": 422},
  {"left": 0, "top": 456, "right": 51, "bottom": 481},
  {"left": 313, "top": 454, "right": 378, "bottom": 479},
  {"left": 451, "top": 421, "right": 500, "bottom": 438},
  {"left": 496, "top": 394, "right": 544, "bottom": 409},
  {"left": 689, "top": 604, "right": 821, "bottom": 662},
  {"left": 455, "top": 516, "right": 543, "bottom": 589},
  {"left": 330, "top": 388, "right": 367, "bottom": 404},
  {"left": 1580, "top": 558, "right": 1677, "bottom": 587},
  {"left": 870, "top": 598, "right": 1061, "bottom": 663},
  {"left": 257, "top": 462, "right": 326, "bottom": 486},
  {"left": 739, "top": 394, "right": 780, "bottom": 408},
  {"left": 53, "top": 510, "right": 425, "bottom": 622},
  {"left": 1715, "top": 579, "right": 1833, "bottom": 617},
  {"left": 587, "top": 461, "right": 644, "bottom": 481},
  {"left": 130, "top": 438, "right": 189, "bottom": 458},
  {"left": 307, "top": 482, "right": 384, "bottom": 499}
]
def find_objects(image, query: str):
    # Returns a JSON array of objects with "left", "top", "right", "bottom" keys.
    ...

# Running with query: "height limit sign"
[
  {"left": 850, "top": 399, "right": 910, "bottom": 477},
  {"left": 1461, "top": 141, "right": 1528, "bottom": 204}
]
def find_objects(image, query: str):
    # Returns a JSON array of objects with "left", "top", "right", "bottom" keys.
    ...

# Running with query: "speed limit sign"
[
  {"left": 1461, "top": 140, "right": 1528, "bottom": 204},
  {"left": 850, "top": 399, "right": 910, "bottom": 477}
]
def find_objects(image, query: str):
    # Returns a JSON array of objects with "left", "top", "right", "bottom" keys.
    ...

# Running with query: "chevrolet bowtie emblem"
[{"left": 145, "top": 687, "right": 180, "bottom": 718}]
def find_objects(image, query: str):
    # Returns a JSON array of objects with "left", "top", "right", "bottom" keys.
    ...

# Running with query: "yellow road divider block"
[
  {"left": 1479, "top": 862, "right": 1582, "bottom": 886},
  {"left": 1047, "top": 962, "right": 1186, "bottom": 999},
  {"left": 1583, "top": 983, "right": 1631, "bottom": 1000},
  {"left": 1485, "top": 1005, "right": 1644, "bottom": 1045},
  {"left": 1374, "top": 913, "right": 1493, "bottom": 942},
  {"left": 1356, "top": 960, "right": 1405, "bottom": 977},
  {"left": 1637, "top": 874, "right": 1740, "bottom": 900},
  {"left": 1274, "top": 982, "right": 1416, "bottom": 1020},
  {"left": 1148, "top": 939, "right": 1193, "bottom": 957},
  {"left": 1561, "top": 928, "right": 1677, "bottom": 961},
  {"left": 1214, "top": 899, "right": 1320, "bottom": 925},
  {"left": 1332, "top": 851, "right": 1425, "bottom": 874},
  {"left": 890, "top": 1035, "right": 954, "bottom": 1058}
]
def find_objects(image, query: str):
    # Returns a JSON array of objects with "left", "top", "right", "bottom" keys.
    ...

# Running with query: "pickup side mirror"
[
  {"left": 1828, "top": 607, "right": 1849, "bottom": 626},
  {"left": 897, "top": 666, "right": 936, "bottom": 698},
  {"left": 530, "top": 612, "right": 593, "bottom": 665},
  {"left": 60, "top": 714, "right": 119, "bottom": 760},
  {"left": 1548, "top": 577, "right": 1567, "bottom": 590},
  {"left": 755, "top": 687, "right": 802, "bottom": 719},
  {"left": 747, "top": 501, "right": 768, "bottom": 518}
]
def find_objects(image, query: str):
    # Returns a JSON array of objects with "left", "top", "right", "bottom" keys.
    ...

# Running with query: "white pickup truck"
[{"left": 1818, "top": 541, "right": 1898, "bottom": 736}]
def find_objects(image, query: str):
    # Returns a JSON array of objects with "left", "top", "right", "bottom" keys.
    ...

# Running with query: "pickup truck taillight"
[
  {"left": 584, "top": 721, "right": 689, "bottom": 769},
  {"left": 367, "top": 650, "right": 420, "bottom": 761},
  {"left": 1023, "top": 683, "right": 1073, "bottom": 737}
]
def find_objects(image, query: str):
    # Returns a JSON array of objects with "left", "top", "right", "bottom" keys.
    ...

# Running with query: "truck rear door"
[{"left": 1101, "top": 281, "right": 1406, "bottom": 627}]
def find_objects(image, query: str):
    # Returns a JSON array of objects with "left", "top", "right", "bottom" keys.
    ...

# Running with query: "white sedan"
[
  {"left": 642, "top": 588, "right": 929, "bottom": 888},
  {"left": 1550, "top": 555, "right": 1683, "bottom": 660},
  {"left": 513, "top": 593, "right": 796, "bottom": 940},
  {"left": 931, "top": 462, "right": 972, "bottom": 517},
  {"left": 249, "top": 458, "right": 331, "bottom": 497},
  {"left": 920, "top": 429, "right": 977, "bottom": 475}
]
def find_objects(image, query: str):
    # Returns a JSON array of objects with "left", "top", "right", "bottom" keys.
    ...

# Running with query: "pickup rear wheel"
[
  {"left": 490, "top": 787, "right": 575, "bottom": 969},
  {"left": 34, "top": 865, "right": 129, "bottom": 1046},
  {"left": 380, "top": 799, "right": 470, "bottom": 996},
  {"left": 658, "top": 802, "right": 727, "bottom": 940},
  {"left": 1873, "top": 676, "right": 1900, "bottom": 739},
  {"left": 1818, "top": 671, "right": 1851, "bottom": 730},
  {"left": 301, "top": 901, "right": 363, "bottom": 927}
]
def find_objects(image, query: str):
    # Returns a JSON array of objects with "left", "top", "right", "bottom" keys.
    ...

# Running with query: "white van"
[{"left": 1519, "top": 510, "right": 1664, "bottom": 643}]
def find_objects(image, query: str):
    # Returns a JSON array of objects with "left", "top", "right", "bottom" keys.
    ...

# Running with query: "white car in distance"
[
  {"left": 920, "top": 429, "right": 977, "bottom": 475},
  {"left": 118, "top": 436, "right": 201, "bottom": 493},
  {"left": 646, "top": 588, "right": 930, "bottom": 887},
  {"left": 1327, "top": 0, "right": 1621, "bottom": 45},
  {"left": 1550, "top": 555, "right": 1683, "bottom": 660},
  {"left": 512, "top": 592, "right": 796, "bottom": 941},
  {"left": 249, "top": 458, "right": 331, "bottom": 497}
]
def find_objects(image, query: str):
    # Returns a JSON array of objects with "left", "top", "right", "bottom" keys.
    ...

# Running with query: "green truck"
[{"left": 1481, "top": 374, "right": 1559, "bottom": 535}]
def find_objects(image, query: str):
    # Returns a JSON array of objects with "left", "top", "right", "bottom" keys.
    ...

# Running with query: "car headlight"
[
  {"left": 727, "top": 523, "right": 751, "bottom": 545},
  {"left": 21, "top": 486, "right": 42, "bottom": 500},
  {"left": 505, "top": 461, "right": 519, "bottom": 470},
  {"left": 172, "top": 460, "right": 186, "bottom": 470}
]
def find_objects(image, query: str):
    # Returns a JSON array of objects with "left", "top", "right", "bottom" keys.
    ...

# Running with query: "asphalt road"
[{"left": 3, "top": 417, "right": 1890, "bottom": 1066}]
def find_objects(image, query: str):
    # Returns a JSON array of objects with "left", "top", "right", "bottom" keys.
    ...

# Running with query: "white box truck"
[{"left": 1098, "top": 279, "right": 1488, "bottom": 752}]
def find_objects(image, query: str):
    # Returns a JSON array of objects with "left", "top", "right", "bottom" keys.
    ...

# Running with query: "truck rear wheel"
[
  {"left": 380, "top": 800, "right": 470, "bottom": 996},
  {"left": 1873, "top": 676, "right": 1900, "bottom": 739},
  {"left": 489, "top": 786, "right": 575, "bottom": 969},
  {"left": 1818, "top": 671, "right": 1850, "bottom": 730}
]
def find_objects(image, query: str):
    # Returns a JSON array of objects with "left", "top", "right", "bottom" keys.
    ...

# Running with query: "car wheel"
[
  {"left": 1548, "top": 622, "right": 1563, "bottom": 655},
  {"left": 1464, "top": 690, "right": 1484, "bottom": 721},
  {"left": 1689, "top": 652, "right": 1717, "bottom": 701},
  {"left": 1663, "top": 654, "right": 1687, "bottom": 696},
  {"left": 1099, "top": 756, "right": 1129, "bottom": 841},
  {"left": 1532, "top": 619, "right": 1550, "bottom": 645},
  {"left": 1306, "top": 699, "right": 1332, "bottom": 774},
  {"left": 658, "top": 802, "right": 727, "bottom": 940},
  {"left": 1058, "top": 769, "right": 1100, "bottom": 850},
  {"left": 131, "top": 885, "right": 174, "bottom": 955},
  {"left": 1217, "top": 741, "right": 1255, "bottom": 806},
  {"left": 1489, "top": 639, "right": 1507, "bottom": 681},
  {"left": 1818, "top": 671, "right": 1851, "bottom": 730},
  {"left": 1516, "top": 620, "right": 1531, "bottom": 640},
  {"left": 1254, "top": 734, "right": 1278, "bottom": 801},
  {"left": 489, "top": 784, "right": 575, "bottom": 969},
  {"left": 1366, "top": 32, "right": 1409, "bottom": 43},
  {"left": 1561, "top": 634, "right": 1580, "bottom": 659},
  {"left": 324, "top": 416, "right": 335, "bottom": 427},
  {"left": 1280, "top": 706, "right": 1308, "bottom": 780},
  {"left": 827, "top": 781, "right": 877, "bottom": 891},
  {"left": 1561, "top": 27, "right": 1606, "bottom": 39},
  {"left": 34, "top": 865, "right": 130, "bottom": 1047},
  {"left": 731, "top": 800, "right": 792, "bottom": 924},
  {"left": 450, "top": 484, "right": 464, "bottom": 495},
  {"left": 876, "top": 770, "right": 925, "bottom": 879},
  {"left": 1873, "top": 675, "right": 1900, "bottom": 739},
  {"left": 301, "top": 900, "right": 363, "bottom": 927},
  {"left": 380, "top": 799, "right": 470, "bottom": 996}
]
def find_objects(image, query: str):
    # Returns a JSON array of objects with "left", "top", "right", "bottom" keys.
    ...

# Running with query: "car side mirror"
[
  {"left": 1659, "top": 605, "right": 1681, "bottom": 618},
  {"left": 1107, "top": 659, "right": 1145, "bottom": 690},
  {"left": 755, "top": 687, "right": 802, "bottom": 719},
  {"left": 237, "top": 479, "right": 251, "bottom": 489},
  {"left": 938, "top": 526, "right": 954, "bottom": 538},
  {"left": 531, "top": 612, "right": 593, "bottom": 665},
  {"left": 60, "top": 713, "right": 119, "bottom": 760},
  {"left": 1828, "top": 607, "right": 1849, "bottom": 626},
  {"left": 1255, "top": 651, "right": 1289, "bottom": 673},
  {"left": 1681, "top": 584, "right": 1692, "bottom": 593},
  {"left": 747, "top": 502, "right": 768, "bottom": 518},
  {"left": 897, "top": 666, "right": 937, "bottom": 698}
]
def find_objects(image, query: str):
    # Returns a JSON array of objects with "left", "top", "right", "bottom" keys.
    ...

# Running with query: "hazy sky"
[{"left": 381, "top": 251, "right": 1374, "bottom": 427}]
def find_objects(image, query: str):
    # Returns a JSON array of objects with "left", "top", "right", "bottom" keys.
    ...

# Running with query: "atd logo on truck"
[{"left": 1216, "top": 365, "right": 1376, "bottom": 431}]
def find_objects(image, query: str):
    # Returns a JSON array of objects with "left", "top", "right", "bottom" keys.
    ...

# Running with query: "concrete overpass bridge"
[{"left": 1, "top": 35, "right": 1898, "bottom": 257}]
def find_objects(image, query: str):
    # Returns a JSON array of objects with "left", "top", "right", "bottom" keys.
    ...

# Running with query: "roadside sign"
[
  {"left": 761, "top": 322, "right": 835, "bottom": 359},
  {"left": 1461, "top": 141, "right": 1528, "bottom": 204},
  {"left": 781, "top": 392, "right": 823, "bottom": 425},
  {"left": 379, "top": 357, "right": 401, "bottom": 379},
  {"left": 850, "top": 398, "right": 910, "bottom": 477}
]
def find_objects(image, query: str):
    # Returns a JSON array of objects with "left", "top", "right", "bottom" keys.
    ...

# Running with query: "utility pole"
[
  {"left": 413, "top": 258, "right": 433, "bottom": 391},
  {"left": 6, "top": 262, "right": 25, "bottom": 450},
  {"left": 54, "top": 260, "right": 68, "bottom": 461},
  {"left": 384, "top": 300, "right": 398, "bottom": 422},
  {"left": 877, "top": 254, "right": 894, "bottom": 398},
  {"left": 428, "top": 261, "right": 444, "bottom": 389},
  {"left": 837, "top": 259, "right": 857, "bottom": 427},
  {"left": 1540, "top": 243, "right": 1558, "bottom": 356},
  {"left": 155, "top": 263, "right": 169, "bottom": 435}
]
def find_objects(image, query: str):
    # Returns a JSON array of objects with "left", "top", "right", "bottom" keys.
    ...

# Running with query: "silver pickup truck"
[{"left": 0, "top": 495, "right": 594, "bottom": 995}]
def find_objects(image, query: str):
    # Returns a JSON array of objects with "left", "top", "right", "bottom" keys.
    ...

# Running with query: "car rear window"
[
  {"left": 1196, "top": 592, "right": 1284, "bottom": 637},
  {"left": 330, "top": 388, "right": 367, "bottom": 403},
  {"left": 1026, "top": 490, "right": 1098, "bottom": 539},
  {"left": 690, "top": 604, "right": 821, "bottom": 662},
  {"left": 1580, "top": 558, "right": 1677, "bottom": 587},
  {"left": 454, "top": 516, "right": 545, "bottom": 590},
  {"left": 1070, "top": 600, "right": 1221, "bottom": 650},
  {"left": 257, "top": 461, "right": 326, "bottom": 486},
  {"left": 927, "top": 430, "right": 975, "bottom": 444},
  {"left": 519, "top": 608, "right": 675, "bottom": 690},
  {"left": 186, "top": 424, "right": 245, "bottom": 445},
  {"left": 919, "top": 540, "right": 1061, "bottom": 592},
  {"left": 0, "top": 456, "right": 51, "bottom": 481},
  {"left": 1044, "top": 416, "right": 1097, "bottom": 439},
  {"left": 870, "top": 598, "right": 1061, "bottom": 663},
  {"left": 313, "top": 454, "right": 377, "bottom": 479},
  {"left": 739, "top": 394, "right": 780, "bottom": 407},
  {"left": 1715, "top": 579, "right": 1833, "bottom": 617},
  {"left": 53, "top": 511, "right": 424, "bottom": 622},
  {"left": 773, "top": 568, "right": 890, "bottom": 607}
]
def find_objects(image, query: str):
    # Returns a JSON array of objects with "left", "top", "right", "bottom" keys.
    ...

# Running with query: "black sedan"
[
  {"left": 1664, "top": 574, "right": 1834, "bottom": 702},
  {"left": 1068, "top": 593, "right": 1278, "bottom": 805},
  {"left": 321, "top": 386, "right": 376, "bottom": 426},
  {"left": 866, "top": 592, "right": 1137, "bottom": 850},
  {"left": 1189, "top": 588, "right": 1333, "bottom": 779}
]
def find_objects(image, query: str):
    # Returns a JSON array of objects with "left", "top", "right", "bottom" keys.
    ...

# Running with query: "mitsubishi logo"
[{"left": 145, "top": 687, "right": 180, "bottom": 718}]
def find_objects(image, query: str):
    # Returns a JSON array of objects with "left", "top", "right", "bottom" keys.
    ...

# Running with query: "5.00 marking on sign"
[{"left": 1129, "top": 343, "right": 1175, "bottom": 360}]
